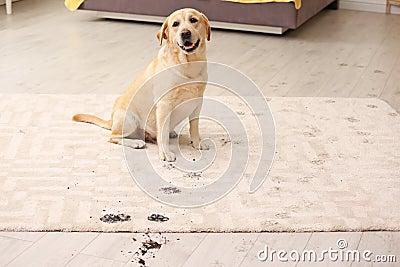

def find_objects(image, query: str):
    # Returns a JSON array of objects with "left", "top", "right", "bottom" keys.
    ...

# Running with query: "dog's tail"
[{"left": 72, "top": 114, "right": 112, "bottom": 130}]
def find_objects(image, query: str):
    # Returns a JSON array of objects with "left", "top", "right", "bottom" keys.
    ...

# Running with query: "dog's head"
[{"left": 157, "top": 8, "right": 211, "bottom": 55}]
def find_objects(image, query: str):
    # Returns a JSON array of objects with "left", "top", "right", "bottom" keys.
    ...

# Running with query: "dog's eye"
[
  {"left": 190, "top": 18, "right": 198, "bottom": 24},
  {"left": 172, "top": 21, "right": 180, "bottom": 27}
]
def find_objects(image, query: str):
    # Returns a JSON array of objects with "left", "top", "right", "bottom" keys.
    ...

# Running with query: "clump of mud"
[{"left": 130, "top": 233, "right": 169, "bottom": 266}]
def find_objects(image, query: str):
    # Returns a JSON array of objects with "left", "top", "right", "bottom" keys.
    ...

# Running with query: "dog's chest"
[
  {"left": 170, "top": 96, "right": 202, "bottom": 127},
  {"left": 154, "top": 64, "right": 207, "bottom": 127}
]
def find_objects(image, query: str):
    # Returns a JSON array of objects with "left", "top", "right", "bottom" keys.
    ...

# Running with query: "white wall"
[{"left": 340, "top": 0, "right": 400, "bottom": 14}]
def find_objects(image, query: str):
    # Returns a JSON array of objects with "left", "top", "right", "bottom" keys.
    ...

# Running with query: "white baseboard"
[
  {"left": 340, "top": 0, "right": 400, "bottom": 14},
  {"left": 0, "top": 0, "right": 20, "bottom": 5}
]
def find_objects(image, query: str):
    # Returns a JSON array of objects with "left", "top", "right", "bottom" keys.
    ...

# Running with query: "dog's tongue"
[{"left": 184, "top": 41, "right": 194, "bottom": 49}]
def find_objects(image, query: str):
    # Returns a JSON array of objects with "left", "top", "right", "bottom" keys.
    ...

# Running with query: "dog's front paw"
[
  {"left": 160, "top": 151, "right": 176, "bottom": 162},
  {"left": 199, "top": 142, "right": 210, "bottom": 150},
  {"left": 192, "top": 140, "right": 210, "bottom": 150}
]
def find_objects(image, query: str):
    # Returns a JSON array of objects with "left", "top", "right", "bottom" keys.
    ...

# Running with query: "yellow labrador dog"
[{"left": 73, "top": 8, "right": 211, "bottom": 162}]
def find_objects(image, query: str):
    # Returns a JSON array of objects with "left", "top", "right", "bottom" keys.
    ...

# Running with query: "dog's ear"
[
  {"left": 157, "top": 17, "right": 169, "bottom": 46},
  {"left": 201, "top": 13, "right": 211, "bottom": 41}
]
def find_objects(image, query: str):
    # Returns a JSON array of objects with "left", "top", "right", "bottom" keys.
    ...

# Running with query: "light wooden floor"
[
  {"left": 1, "top": 0, "right": 400, "bottom": 266},
  {"left": 1, "top": 0, "right": 400, "bottom": 110},
  {"left": 0, "top": 231, "right": 399, "bottom": 266}
]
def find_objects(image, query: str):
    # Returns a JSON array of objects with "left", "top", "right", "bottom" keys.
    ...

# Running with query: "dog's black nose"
[{"left": 181, "top": 29, "right": 191, "bottom": 39}]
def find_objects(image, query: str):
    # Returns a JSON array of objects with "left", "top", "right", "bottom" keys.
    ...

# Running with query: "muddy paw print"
[
  {"left": 159, "top": 186, "right": 181, "bottom": 194},
  {"left": 298, "top": 176, "right": 314, "bottom": 183},
  {"left": 303, "top": 132, "right": 316, "bottom": 137},
  {"left": 345, "top": 117, "right": 360, "bottom": 123},
  {"left": 148, "top": 214, "right": 169, "bottom": 222}
]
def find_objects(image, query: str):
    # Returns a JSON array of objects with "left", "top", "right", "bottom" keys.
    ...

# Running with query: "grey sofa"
[{"left": 79, "top": 0, "right": 339, "bottom": 34}]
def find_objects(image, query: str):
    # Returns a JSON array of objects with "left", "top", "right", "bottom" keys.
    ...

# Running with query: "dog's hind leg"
[{"left": 109, "top": 109, "right": 145, "bottom": 149}]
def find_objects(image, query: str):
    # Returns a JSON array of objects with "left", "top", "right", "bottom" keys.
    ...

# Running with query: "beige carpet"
[{"left": 0, "top": 94, "right": 399, "bottom": 232}]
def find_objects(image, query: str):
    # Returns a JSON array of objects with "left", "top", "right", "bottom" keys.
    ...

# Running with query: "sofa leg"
[
  {"left": 6, "top": 0, "right": 12, "bottom": 15},
  {"left": 327, "top": 0, "right": 339, "bottom": 10},
  {"left": 386, "top": 0, "right": 392, "bottom": 13}
]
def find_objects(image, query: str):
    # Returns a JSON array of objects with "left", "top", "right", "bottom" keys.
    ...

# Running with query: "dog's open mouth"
[{"left": 178, "top": 39, "right": 200, "bottom": 53}]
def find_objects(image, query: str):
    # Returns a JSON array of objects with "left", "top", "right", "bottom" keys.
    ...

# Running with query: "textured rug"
[{"left": 0, "top": 94, "right": 399, "bottom": 232}]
